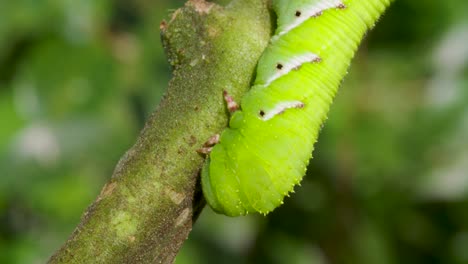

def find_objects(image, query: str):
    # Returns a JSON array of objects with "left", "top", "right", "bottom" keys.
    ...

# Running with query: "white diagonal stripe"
[{"left": 260, "top": 101, "right": 305, "bottom": 121}]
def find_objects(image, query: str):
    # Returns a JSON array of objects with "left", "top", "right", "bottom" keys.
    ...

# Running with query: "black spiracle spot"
[
  {"left": 295, "top": 10, "right": 301, "bottom": 17},
  {"left": 259, "top": 110, "right": 265, "bottom": 117},
  {"left": 276, "top": 63, "right": 283, "bottom": 70}
]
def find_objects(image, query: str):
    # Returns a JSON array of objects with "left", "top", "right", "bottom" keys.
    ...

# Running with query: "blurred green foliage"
[{"left": 0, "top": 0, "right": 467, "bottom": 263}]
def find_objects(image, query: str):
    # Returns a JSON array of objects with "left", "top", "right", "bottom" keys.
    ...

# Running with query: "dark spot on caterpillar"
[
  {"left": 312, "top": 57, "right": 322, "bottom": 63},
  {"left": 293, "top": 65, "right": 302, "bottom": 71},
  {"left": 311, "top": 11, "right": 322, "bottom": 18},
  {"left": 276, "top": 63, "right": 283, "bottom": 70},
  {"left": 337, "top": 3, "right": 347, "bottom": 9},
  {"left": 259, "top": 110, "right": 265, "bottom": 117},
  {"left": 295, "top": 10, "right": 301, "bottom": 17}
]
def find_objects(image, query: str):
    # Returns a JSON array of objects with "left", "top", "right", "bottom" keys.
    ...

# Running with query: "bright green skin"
[{"left": 202, "top": 0, "right": 392, "bottom": 216}]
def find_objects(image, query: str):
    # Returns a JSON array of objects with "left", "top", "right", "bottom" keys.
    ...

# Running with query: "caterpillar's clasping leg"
[
  {"left": 223, "top": 90, "right": 239, "bottom": 113},
  {"left": 197, "top": 134, "right": 220, "bottom": 154},
  {"left": 197, "top": 90, "right": 235, "bottom": 154}
]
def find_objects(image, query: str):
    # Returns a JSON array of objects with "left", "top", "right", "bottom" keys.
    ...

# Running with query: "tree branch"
[{"left": 48, "top": 0, "right": 272, "bottom": 263}]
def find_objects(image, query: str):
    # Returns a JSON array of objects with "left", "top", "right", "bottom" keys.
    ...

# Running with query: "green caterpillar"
[{"left": 201, "top": 0, "right": 392, "bottom": 216}]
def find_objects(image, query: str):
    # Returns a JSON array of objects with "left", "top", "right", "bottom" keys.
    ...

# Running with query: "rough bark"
[{"left": 48, "top": 0, "right": 272, "bottom": 263}]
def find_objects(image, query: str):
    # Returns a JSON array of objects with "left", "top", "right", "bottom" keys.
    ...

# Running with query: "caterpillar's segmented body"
[{"left": 202, "top": 0, "right": 392, "bottom": 216}]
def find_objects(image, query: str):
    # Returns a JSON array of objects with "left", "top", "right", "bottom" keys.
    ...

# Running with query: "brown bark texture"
[{"left": 48, "top": 0, "right": 272, "bottom": 263}]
